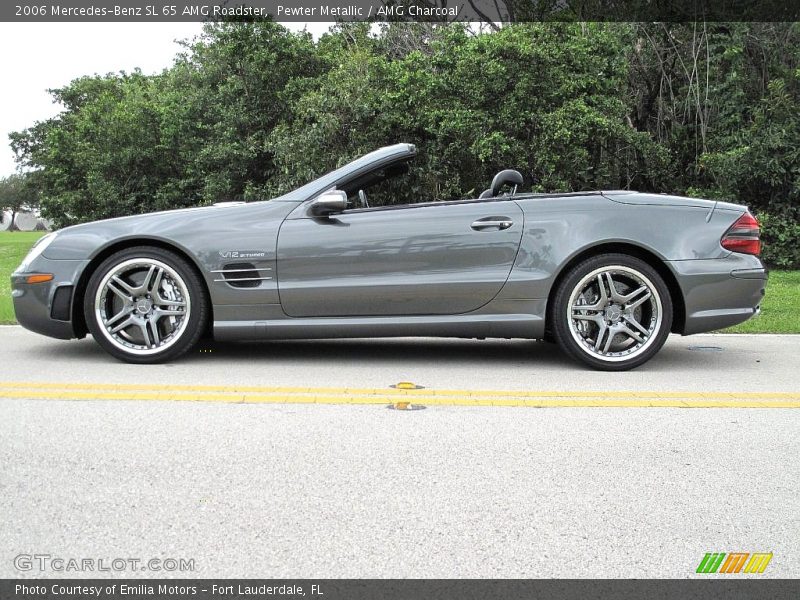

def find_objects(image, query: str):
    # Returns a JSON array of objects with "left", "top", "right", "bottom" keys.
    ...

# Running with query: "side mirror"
[{"left": 309, "top": 190, "right": 348, "bottom": 216}]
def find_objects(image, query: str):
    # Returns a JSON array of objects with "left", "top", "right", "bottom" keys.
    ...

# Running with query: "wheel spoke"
[
  {"left": 131, "top": 265, "right": 154, "bottom": 295},
  {"left": 619, "top": 284, "right": 647, "bottom": 302},
  {"left": 622, "top": 286, "right": 652, "bottom": 310},
  {"left": 602, "top": 327, "right": 615, "bottom": 353},
  {"left": 109, "top": 315, "right": 136, "bottom": 335},
  {"left": 593, "top": 323, "right": 609, "bottom": 352},
  {"left": 107, "top": 278, "right": 134, "bottom": 301},
  {"left": 111, "top": 275, "right": 137, "bottom": 294},
  {"left": 146, "top": 318, "right": 161, "bottom": 347},
  {"left": 150, "top": 267, "right": 164, "bottom": 294},
  {"left": 153, "top": 307, "right": 185, "bottom": 318},
  {"left": 572, "top": 304, "right": 601, "bottom": 317},
  {"left": 595, "top": 274, "right": 609, "bottom": 307},
  {"left": 104, "top": 305, "right": 133, "bottom": 328},
  {"left": 138, "top": 320, "right": 154, "bottom": 348},
  {"left": 620, "top": 323, "right": 645, "bottom": 344},
  {"left": 154, "top": 297, "right": 186, "bottom": 308},
  {"left": 572, "top": 312, "right": 600, "bottom": 322},
  {"left": 605, "top": 273, "right": 626, "bottom": 303},
  {"left": 624, "top": 315, "right": 650, "bottom": 336}
]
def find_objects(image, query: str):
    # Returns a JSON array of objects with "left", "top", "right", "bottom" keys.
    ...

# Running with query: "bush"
[{"left": 756, "top": 212, "right": 800, "bottom": 268}]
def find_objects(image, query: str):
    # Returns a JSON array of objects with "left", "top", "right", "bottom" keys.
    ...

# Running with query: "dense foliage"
[
  {"left": 0, "top": 173, "right": 39, "bottom": 225},
  {"left": 9, "top": 21, "right": 800, "bottom": 266}
]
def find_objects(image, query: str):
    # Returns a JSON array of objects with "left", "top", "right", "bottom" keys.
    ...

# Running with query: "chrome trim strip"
[
  {"left": 214, "top": 277, "right": 273, "bottom": 282},
  {"left": 210, "top": 268, "right": 272, "bottom": 273}
]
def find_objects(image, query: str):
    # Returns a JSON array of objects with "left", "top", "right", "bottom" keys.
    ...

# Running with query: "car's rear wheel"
[
  {"left": 84, "top": 247, "right": 208, "bottom": 363},
  {"left": 551, "top": 254, "right": 673, "bottom": 371}
]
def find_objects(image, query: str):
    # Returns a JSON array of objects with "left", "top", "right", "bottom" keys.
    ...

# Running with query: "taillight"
[{"left": 721, "top": 212, "right": 761, "bottom": 256}]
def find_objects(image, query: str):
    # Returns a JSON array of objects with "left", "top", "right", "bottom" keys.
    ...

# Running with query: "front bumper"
[
  {"left": 667, "top": 254, "right": 767, "bottom": 334},
  {"left": 11, "top": 256, "right": 90, "bottom": 340}
]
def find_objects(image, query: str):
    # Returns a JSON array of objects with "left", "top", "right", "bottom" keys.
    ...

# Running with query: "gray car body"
[{"left": 12, "top": 143, "right": 766, "bottom": 344}]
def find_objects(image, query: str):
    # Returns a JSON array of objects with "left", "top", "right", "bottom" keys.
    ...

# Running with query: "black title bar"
[
  {"left": 3, "top": 0, "right": 799, "bottom": 22},
  {"left": 3, "top": 579, "right": 800, "bottom": 600}
]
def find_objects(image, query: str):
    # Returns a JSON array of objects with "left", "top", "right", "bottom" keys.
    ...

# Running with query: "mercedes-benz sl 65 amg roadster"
[{"left": 11, "top": 143, "right": 766, "bottom": 370}]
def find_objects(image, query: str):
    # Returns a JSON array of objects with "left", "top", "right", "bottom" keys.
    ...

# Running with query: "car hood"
[
  {"left": 41, "top": 200, "right": 295, "bottom": 261},
  {"left": 54, "top": 201, "right": 265, "bottom": 235}
]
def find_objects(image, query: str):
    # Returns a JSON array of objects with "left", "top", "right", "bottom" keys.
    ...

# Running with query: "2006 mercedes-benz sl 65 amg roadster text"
[{"left": 12, "top": 144, "right": 766, "bottom": 370}]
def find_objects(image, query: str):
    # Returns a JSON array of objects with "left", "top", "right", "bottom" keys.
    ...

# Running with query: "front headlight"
[{"left": 15, "top": 232, "right": 58, "bottom": 273}]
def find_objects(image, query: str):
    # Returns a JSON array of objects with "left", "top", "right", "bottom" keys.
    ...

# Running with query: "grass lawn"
[
  {"left": 0, "top": 231, "right": 797, "bottom": 332},
  {"left": 0, "top": 231, "right": 45, "bottom": 324}
]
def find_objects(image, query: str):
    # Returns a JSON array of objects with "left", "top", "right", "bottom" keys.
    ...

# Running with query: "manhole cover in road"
[
  {"left": 687, "top": 345, "right": 724, "bottom": 352},
  {"left": 387, "top": 402, "right": 427, "bottom": 411},
  {"left": 388, "top": 383, "right": 426, "bottom": 410}
]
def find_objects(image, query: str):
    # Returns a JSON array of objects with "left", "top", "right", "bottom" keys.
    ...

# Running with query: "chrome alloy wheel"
[
  {"left": 94, "top": 258, "right": 191, "bottom": 356},
  {"left": 566, "top": 265, "right": 663, "bottom": 363}
]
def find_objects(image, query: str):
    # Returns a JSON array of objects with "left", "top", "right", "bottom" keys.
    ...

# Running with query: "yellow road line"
[
  {"left": 0, "top": 381, "right": 798, "bottom": 400},
  {"left": 0, "top": 382, "right": 798, "bottom": 408}
]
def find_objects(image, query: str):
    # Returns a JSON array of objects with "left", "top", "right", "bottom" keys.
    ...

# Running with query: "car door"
[{"left": 276, "top": 199, "right": 524, "bottom": 317}]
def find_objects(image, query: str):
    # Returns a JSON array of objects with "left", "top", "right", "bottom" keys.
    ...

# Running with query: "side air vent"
[
  {"left": 212, "top": 263, "right": 272, "bottom": 289},
  {"left": 51, "top": 285, "right": 74, "bottom": 321}
]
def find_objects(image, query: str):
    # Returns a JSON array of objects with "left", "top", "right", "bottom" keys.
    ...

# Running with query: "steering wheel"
[{"left": 358, "top": 189, "right": 370, "bottom": 208}]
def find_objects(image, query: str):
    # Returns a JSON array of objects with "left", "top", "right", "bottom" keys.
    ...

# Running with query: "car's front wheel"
[
  {"left": 84, "top": 246, "right": 208, "bottom": 363},
  {"left": 551, "top": 254, "right": 673, "bottom": 371}
]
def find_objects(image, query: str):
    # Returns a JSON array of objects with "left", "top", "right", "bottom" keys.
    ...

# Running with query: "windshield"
[{"left": 272, "top": 144, "right": 416, "bottom": 203}]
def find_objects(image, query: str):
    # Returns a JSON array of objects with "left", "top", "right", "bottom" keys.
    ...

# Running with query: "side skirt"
[{"left": 213, "top": 313, "right": 544, "bottom": 341}]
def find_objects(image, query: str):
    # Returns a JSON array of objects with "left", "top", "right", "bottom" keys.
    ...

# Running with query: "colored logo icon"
[{"left": 696, "top": 552, "right": 773, "bottom": 574}]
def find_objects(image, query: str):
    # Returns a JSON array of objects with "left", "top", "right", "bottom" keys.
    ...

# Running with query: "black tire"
[
  {"left": 551, "top": 253, "right": 673, "bottom": 371},
  {"left": 84, "top": 246, "right": 209, "bottom": 364}
]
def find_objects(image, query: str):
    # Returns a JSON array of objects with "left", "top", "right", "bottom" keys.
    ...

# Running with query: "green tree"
[
  {"left": 268, "top": 23, "right": 669, "bottom": 202},
  {"left": 8, "top": 21, "right": 800, "bottom": 266},
  {"left": 0, "top": 173, "right": 39, "bottom": 230},
  {"left": 11, "top": 20, "right": 323, "bottom": 226},
  {"left": 181, "top": 20, "right": 324, "bottom": 202}
]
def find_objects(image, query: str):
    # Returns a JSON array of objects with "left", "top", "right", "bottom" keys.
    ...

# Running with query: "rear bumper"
[
  {"left": 11, "top": 256, "right": 89, "bottom": 340},
  {"left": 667, "top": 254, "right": 767, "bottom": 334}
]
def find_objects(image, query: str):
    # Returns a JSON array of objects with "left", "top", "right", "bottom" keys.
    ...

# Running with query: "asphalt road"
[{"left": 1, "top": 326, "right": 799, "bottom": 578}]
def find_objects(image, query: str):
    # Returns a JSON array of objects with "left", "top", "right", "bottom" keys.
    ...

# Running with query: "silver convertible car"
[{"left": 12, "top": 144, "right": 766, "bottom": 370}]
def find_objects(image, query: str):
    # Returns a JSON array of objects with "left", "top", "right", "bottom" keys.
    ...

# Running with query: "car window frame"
[{"left": 339, "top": 195, "right": 517, "bottom": 215}]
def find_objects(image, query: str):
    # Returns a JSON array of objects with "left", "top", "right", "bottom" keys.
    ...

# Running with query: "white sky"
[{"left": 0, "top": 22, "right": 332, "bottom": 178}]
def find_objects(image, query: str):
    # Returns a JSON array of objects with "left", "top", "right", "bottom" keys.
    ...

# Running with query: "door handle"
[{"left": 471, "top": 218, "right": 514, "bottom": 231}]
